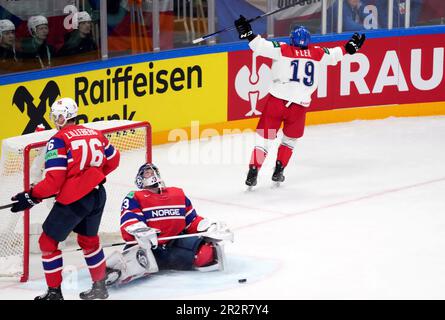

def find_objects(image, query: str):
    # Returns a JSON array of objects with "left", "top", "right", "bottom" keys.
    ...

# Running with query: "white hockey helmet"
[
  {"left": 135, "top": 163, "right": 165, "bottom": 190},
  {"left": 0, "top": 19, "right": 15, "bottom": 39},
  {"left": 50, "top": 97, "right": 78, "bottom": 128},
  {"left": 27, "top": 15, "right": 48, "bottom": 35},
  {"left": 72, "top": 11, "right": 92, "bottom": 29}
]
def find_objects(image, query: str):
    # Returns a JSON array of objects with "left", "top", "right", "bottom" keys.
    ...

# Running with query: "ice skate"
[
  {"left": 272, "top": 161, "right": 285, "bottom": 186},
  {"left": 79, "top": 279, "right": 109, "bottom": 300},
  {"left": 245, "top": 166, "right": 258, "bottom": 188},
  {"left": 34, "top": 287, "right": 64, "bottom": 300}
]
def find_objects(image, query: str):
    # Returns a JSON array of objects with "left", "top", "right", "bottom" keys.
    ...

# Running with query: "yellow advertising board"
[{"left": 0, "top": 53, "right": 228, "bottom": 143}]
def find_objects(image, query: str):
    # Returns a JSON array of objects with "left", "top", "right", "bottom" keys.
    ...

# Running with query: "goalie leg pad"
[
  {"left": 129, "top": 245, "right": 159, "bottom": 274},
  {"left": 105, "top": 245, "right": 158, "bottom": 286},
  {"left": 105, "top": 251, "right": 126, "bottom": 286}
]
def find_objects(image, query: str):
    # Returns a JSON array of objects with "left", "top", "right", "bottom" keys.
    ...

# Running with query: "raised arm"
[{"left": 234, "top": 15, "right": 281, "bottom": 60}]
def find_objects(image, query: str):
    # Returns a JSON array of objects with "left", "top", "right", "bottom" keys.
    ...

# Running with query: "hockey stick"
[
  {"left": 0, "top": 195, "right": 55, "bottom": 211},
  {"left": 0, "top": 203, "right": 13, "bottom": 210},
  {"left": 192, "top": 0, "right": 305, "bottom": 44},
  {"left": 73, "top": 230, "right": 234, "bottom": 252}
]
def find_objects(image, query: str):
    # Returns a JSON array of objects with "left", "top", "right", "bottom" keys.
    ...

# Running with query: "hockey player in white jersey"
[{"left": 234, "top": 16, "right": 365, "bottom": 187}]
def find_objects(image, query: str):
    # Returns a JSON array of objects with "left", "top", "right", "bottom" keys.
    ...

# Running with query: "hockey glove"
[
  {"left": 234, "top": 15, "right": 255, "bottom": 41},
  {"left": 345, "top": 32, "right": 366, "bottom": 55},
  {"left": 10, "top": 190, "right": 40, "bottom": 213}
]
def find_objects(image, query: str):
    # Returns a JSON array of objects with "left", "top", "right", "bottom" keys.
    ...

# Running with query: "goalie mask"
[
  {"left": 50, "top": 97, "right": 78, "bottom": 129},
  {"left": 135, "top": 163, "right": 165, "bottom": 190}
]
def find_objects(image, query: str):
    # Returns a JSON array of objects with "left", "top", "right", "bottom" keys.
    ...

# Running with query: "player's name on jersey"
[
  {"left": 293, "top": 49, "right": 312, "bottom": 57},
  {"left": 63, "top": 128, "right": 99, "bottom": 139}
]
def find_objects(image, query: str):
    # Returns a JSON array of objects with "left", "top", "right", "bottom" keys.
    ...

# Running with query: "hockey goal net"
[{"left": 0, "top": 120, "right": 151, "bottom": 282}]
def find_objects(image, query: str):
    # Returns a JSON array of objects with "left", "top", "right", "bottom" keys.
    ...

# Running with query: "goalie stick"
[
  {"left": 192, "top": 0, "right": 305, "bottom": 44},
  {"left": 72, "top": 229, "right": 234, "bottom": 252}
]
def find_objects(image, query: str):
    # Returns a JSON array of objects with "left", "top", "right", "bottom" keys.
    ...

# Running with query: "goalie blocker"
[{"left": 105, "top": 163, "right": 233, "bottom": 286}]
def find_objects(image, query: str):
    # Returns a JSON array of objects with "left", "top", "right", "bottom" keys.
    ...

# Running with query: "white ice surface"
[{"left": 1, "top": 116, "right": 445, "bottom": 300}]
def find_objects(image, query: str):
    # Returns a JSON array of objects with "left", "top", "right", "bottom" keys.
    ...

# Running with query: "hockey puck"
[{"left": 238, "top": 278, "right": 247, "bottom": 283}]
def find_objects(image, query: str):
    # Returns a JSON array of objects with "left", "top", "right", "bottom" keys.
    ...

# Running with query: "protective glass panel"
[
  {"left": 0, "top": 0, "right": 101, "bottom": 75},
  {"left": 107, "top": 0, "right": 175, "bottom": 56},
  {"left": 407, "top": 0, "right": 445, "bottom": 27},
  {"left": 270, "top": 0, "right": 324, "bottom": 37}
]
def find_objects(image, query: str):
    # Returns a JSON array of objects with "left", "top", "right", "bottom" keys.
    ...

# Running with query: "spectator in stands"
[
  {"left": 377, "top": 0, "right": 422, "bottom": 28},
  {"left": 328, "top": 0, "right": 379, "bottom": 32},
  {"left": 328, "top": 0, "right": 423, "bottom": 32},
  {"left": 20, "top": 15, "right": 55, "bottom": 69},
  {"left": 344, "top": 0, "right": 369, "bottom": 30},
  {"left": 0, "top": 19, "right": 19, "bottom": 62},
  {"left": 58, "top": 11, "right": 97, "bottom": 57}
]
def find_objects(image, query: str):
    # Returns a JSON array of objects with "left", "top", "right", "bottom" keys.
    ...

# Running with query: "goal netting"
[{"left": 0, "top": 120, "right": 151, "bottom": 282}]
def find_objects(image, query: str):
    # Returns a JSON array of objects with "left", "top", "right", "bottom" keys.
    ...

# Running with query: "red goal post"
[{"left": 0, "top": 120, "right": 151, "bottom": 282}]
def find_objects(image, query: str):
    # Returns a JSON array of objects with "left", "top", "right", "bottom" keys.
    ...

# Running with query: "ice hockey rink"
[{"left": 1, "top": 115, "right": 445, "bottom": 300}]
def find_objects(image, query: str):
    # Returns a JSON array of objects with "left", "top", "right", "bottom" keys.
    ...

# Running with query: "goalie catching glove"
[{"left": 344, "top": 32, "right": 366, "bottom": 55}]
